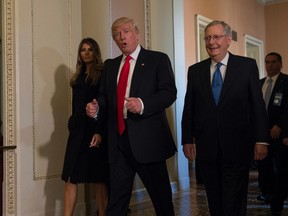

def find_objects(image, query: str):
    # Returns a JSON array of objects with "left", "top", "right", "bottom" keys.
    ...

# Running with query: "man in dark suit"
[
  {"left": 181, "top": 20, "right": 268, "bottom": 216},
  {"left": 274, "top": 114, "right": 288, "bottom": 216},
  {"left": 257, "top": 52, "right": 288, "bottom": 204},
  {"left": 86, "top": 17, "right": 176, "bottom": 216},
  {"left": 257, "top": 52, "right": 288, "bottom": 215}
]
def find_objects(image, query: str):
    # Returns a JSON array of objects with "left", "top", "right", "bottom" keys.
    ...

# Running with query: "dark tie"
[
  {"left": 212, "top": 62, "right": 223, "bottom": 105},
  {"left": 264, "top": 78, "right": 273, "bottom": 109},
  {"left": 117, "top": 55, "right": 132, "bottom": 135}
]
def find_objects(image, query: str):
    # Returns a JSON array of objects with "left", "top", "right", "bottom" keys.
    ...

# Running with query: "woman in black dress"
[{"left": 62, "top": 38, "right": 108, "bottom": 216}]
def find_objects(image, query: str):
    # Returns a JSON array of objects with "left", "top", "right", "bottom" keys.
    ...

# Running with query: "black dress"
[{"left": 61, "top": 71, "right": 108, "bottom": 184}]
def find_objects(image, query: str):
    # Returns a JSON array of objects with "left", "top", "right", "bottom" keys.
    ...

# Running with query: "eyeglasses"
[{"left": 204, "top": 35, "right": 226, "bottom": 42}]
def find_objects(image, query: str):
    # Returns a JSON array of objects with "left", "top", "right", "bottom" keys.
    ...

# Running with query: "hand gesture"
[
  {"left": 89, "top": 134, "right": 102, "bottom": 148},
  {"left": 86, "top": 99, "right": 99, "bottom": 118}
]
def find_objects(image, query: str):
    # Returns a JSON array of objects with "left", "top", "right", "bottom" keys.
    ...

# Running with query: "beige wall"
[
  {"left": 265, "top": 2, "right": 288, "bottom": 73},
  {"left": 183, "top": 0, "right": 288, "bottom": 74},
  {"left": 2, "top": 0, "right": 288, "bottom": 215},
  {"left": 3, "top": 0, "right": 178, "bottom": 215},
  {"left": 184, "top": 0, "right": 266, "bottom": 71}
]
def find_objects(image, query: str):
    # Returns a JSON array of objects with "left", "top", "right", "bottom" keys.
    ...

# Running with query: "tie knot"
[
  {"left": 267, "top": 78, "right": 273, "bottom": 84},
  {"left": 125, "top": 55, "right": 132, "bottom": 62},
  {"left": 216, "top": 62, "right": 222, "bottom": 69}
]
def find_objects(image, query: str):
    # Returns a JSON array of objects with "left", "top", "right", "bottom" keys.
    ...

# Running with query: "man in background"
[
  {"left": 258, "top": 52, "right": 288, "bottom": 216},
  {"left": 257, "top": 52, "right": 288, "bottom": 203}
]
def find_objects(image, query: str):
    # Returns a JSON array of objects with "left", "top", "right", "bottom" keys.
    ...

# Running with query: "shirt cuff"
[
  {"left": 93, "top": 107, "right": 99, "bottom": 120},
  {"left": 138, "top": 98, "right": 144, "bottom": 115},
  {"left": 256, "top": 142, "right": 269, "bottom": 145}
]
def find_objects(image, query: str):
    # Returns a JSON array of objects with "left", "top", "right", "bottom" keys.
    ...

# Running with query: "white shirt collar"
[
  {"left": 266, "top": 73, "right": 280, "bottom": 83},
  {"left": 122, "top": 44, "right": 141, "bottom": 61},
  {"left": 211, "top": 52, "right": 229, "bottom": 67}
]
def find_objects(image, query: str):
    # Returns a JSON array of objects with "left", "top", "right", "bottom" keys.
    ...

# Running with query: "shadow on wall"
[
  {"left": 32, "top": 46, "right": 71, "bottom": 215},
  {"left": 38, "top": 63, "right": 71, "bottom": 215}
]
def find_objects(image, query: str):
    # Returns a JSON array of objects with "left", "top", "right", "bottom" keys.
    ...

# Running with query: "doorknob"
[{"left": 0, "top": 146, "right": 17, "bottom": 151}]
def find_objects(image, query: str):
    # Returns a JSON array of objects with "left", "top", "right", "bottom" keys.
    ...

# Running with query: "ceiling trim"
[{"left": 257, "top": 0, "right": 288, "bottom": 5}]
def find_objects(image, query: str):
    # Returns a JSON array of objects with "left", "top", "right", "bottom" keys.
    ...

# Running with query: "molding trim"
[
  {"left": 67, "top": 0, "right": 73, "bottom": 115},
  {"left": 144, "top": 0, "right": 151, "bottom": 49},
  {"left": 256, "top": 0, "right": 288, "bottom": 5},
  {"left": 108, "top": 0, "right": 150, "bottom": 53},
  {"left": 244, "top": 34, "right": 265, "bottom": 78},
  {"left": 3, "top": 0, "right": 16, "bottom": 214},
  {"left": 31, "top": 0, "right": 72, "bottom": 180}
]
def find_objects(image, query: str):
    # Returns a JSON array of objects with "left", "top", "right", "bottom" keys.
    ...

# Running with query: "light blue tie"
[
  {"left": 264, "top": 78, "right": 273, "bottom": 109},
  {"left": 212, "top": 62, "right": 223, "bottom": 105}
]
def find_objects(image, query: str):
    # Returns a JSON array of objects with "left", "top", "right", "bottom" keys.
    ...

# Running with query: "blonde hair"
[{"left": 111, "top": 17, "right": 139, "bottom": 39}]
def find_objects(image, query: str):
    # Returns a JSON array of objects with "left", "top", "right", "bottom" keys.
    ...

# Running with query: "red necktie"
[{"left": 117, "top": 55, "right": 132, "bottom": 135}]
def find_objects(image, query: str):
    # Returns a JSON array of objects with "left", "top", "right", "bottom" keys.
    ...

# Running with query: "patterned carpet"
[{"left": 128, "top": 170, "right": 288, "bottom": 216}]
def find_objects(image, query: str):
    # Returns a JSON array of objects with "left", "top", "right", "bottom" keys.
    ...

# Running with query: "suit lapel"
[
  {"left": 270, "top": 73, "right": 285, "bottom": 105},
  {"left": 218, "top": 54, "right": 238, "bottom": 105},
  {"left": 108, "top": 56, "right": 122, "bottom": 106},
  {"left": 272, "top": 73, "right": 284, "bottom": 94},
  {"left": 129, "top": 48, "right": 147, "bottom": 96},
  {"left": 199, "top": 59, "right": 215, "bottom": 106},
  {"left": 261, "top": 73, "right": 285, "bottom": 105}
]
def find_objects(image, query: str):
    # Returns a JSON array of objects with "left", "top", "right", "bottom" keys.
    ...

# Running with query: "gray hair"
[{"left": 205, "top": 20, "right": 232, "bottom": 37}]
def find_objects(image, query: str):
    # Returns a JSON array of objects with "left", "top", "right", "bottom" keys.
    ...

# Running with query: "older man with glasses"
[{"left": 182, "top": 20, "right": 269, "bottom": 216}]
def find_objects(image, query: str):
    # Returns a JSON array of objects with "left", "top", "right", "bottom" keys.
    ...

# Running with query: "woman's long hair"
[{"left": 70, "top": 38, "right": 104, "bottom": 87}]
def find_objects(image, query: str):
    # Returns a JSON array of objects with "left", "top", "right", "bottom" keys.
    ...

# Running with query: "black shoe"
[{"left": 257, "top": 193, "right": 271, "bottom": 203}]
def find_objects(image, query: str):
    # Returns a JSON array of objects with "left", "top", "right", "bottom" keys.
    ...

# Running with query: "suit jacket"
[
  {"left": 182, "top": 53, "right": 268, "bottom": 163},
  {"left": 98, "top": 47, "right": 177, "bottom": 164},
  {"left": 260, "top": 72, "right": 288, "bottom": 134}
]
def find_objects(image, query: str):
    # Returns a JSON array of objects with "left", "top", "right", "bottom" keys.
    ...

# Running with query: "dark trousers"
[
  {"left": 257, "top": 143, "right": 276, "bottom": 195},
  {"left": 270, "top": 144, "right": 288, "bottom": 212},
  {"left": 106, "top": 129, "right": 174, "bottom": 216},
  {"left": 199, "top": 158, "right": 250, "bottom": 216}
]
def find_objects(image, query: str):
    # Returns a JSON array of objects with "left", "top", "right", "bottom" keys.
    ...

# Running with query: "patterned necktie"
[
  {"left": 264, "top": 78, "right": 273, "bottom": 109},
  {"left": 212, "top": 62, "right": 223, "bottom": 105},
  {"left": 117, "top": 55, "right": 132, "bottom": 135}
]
